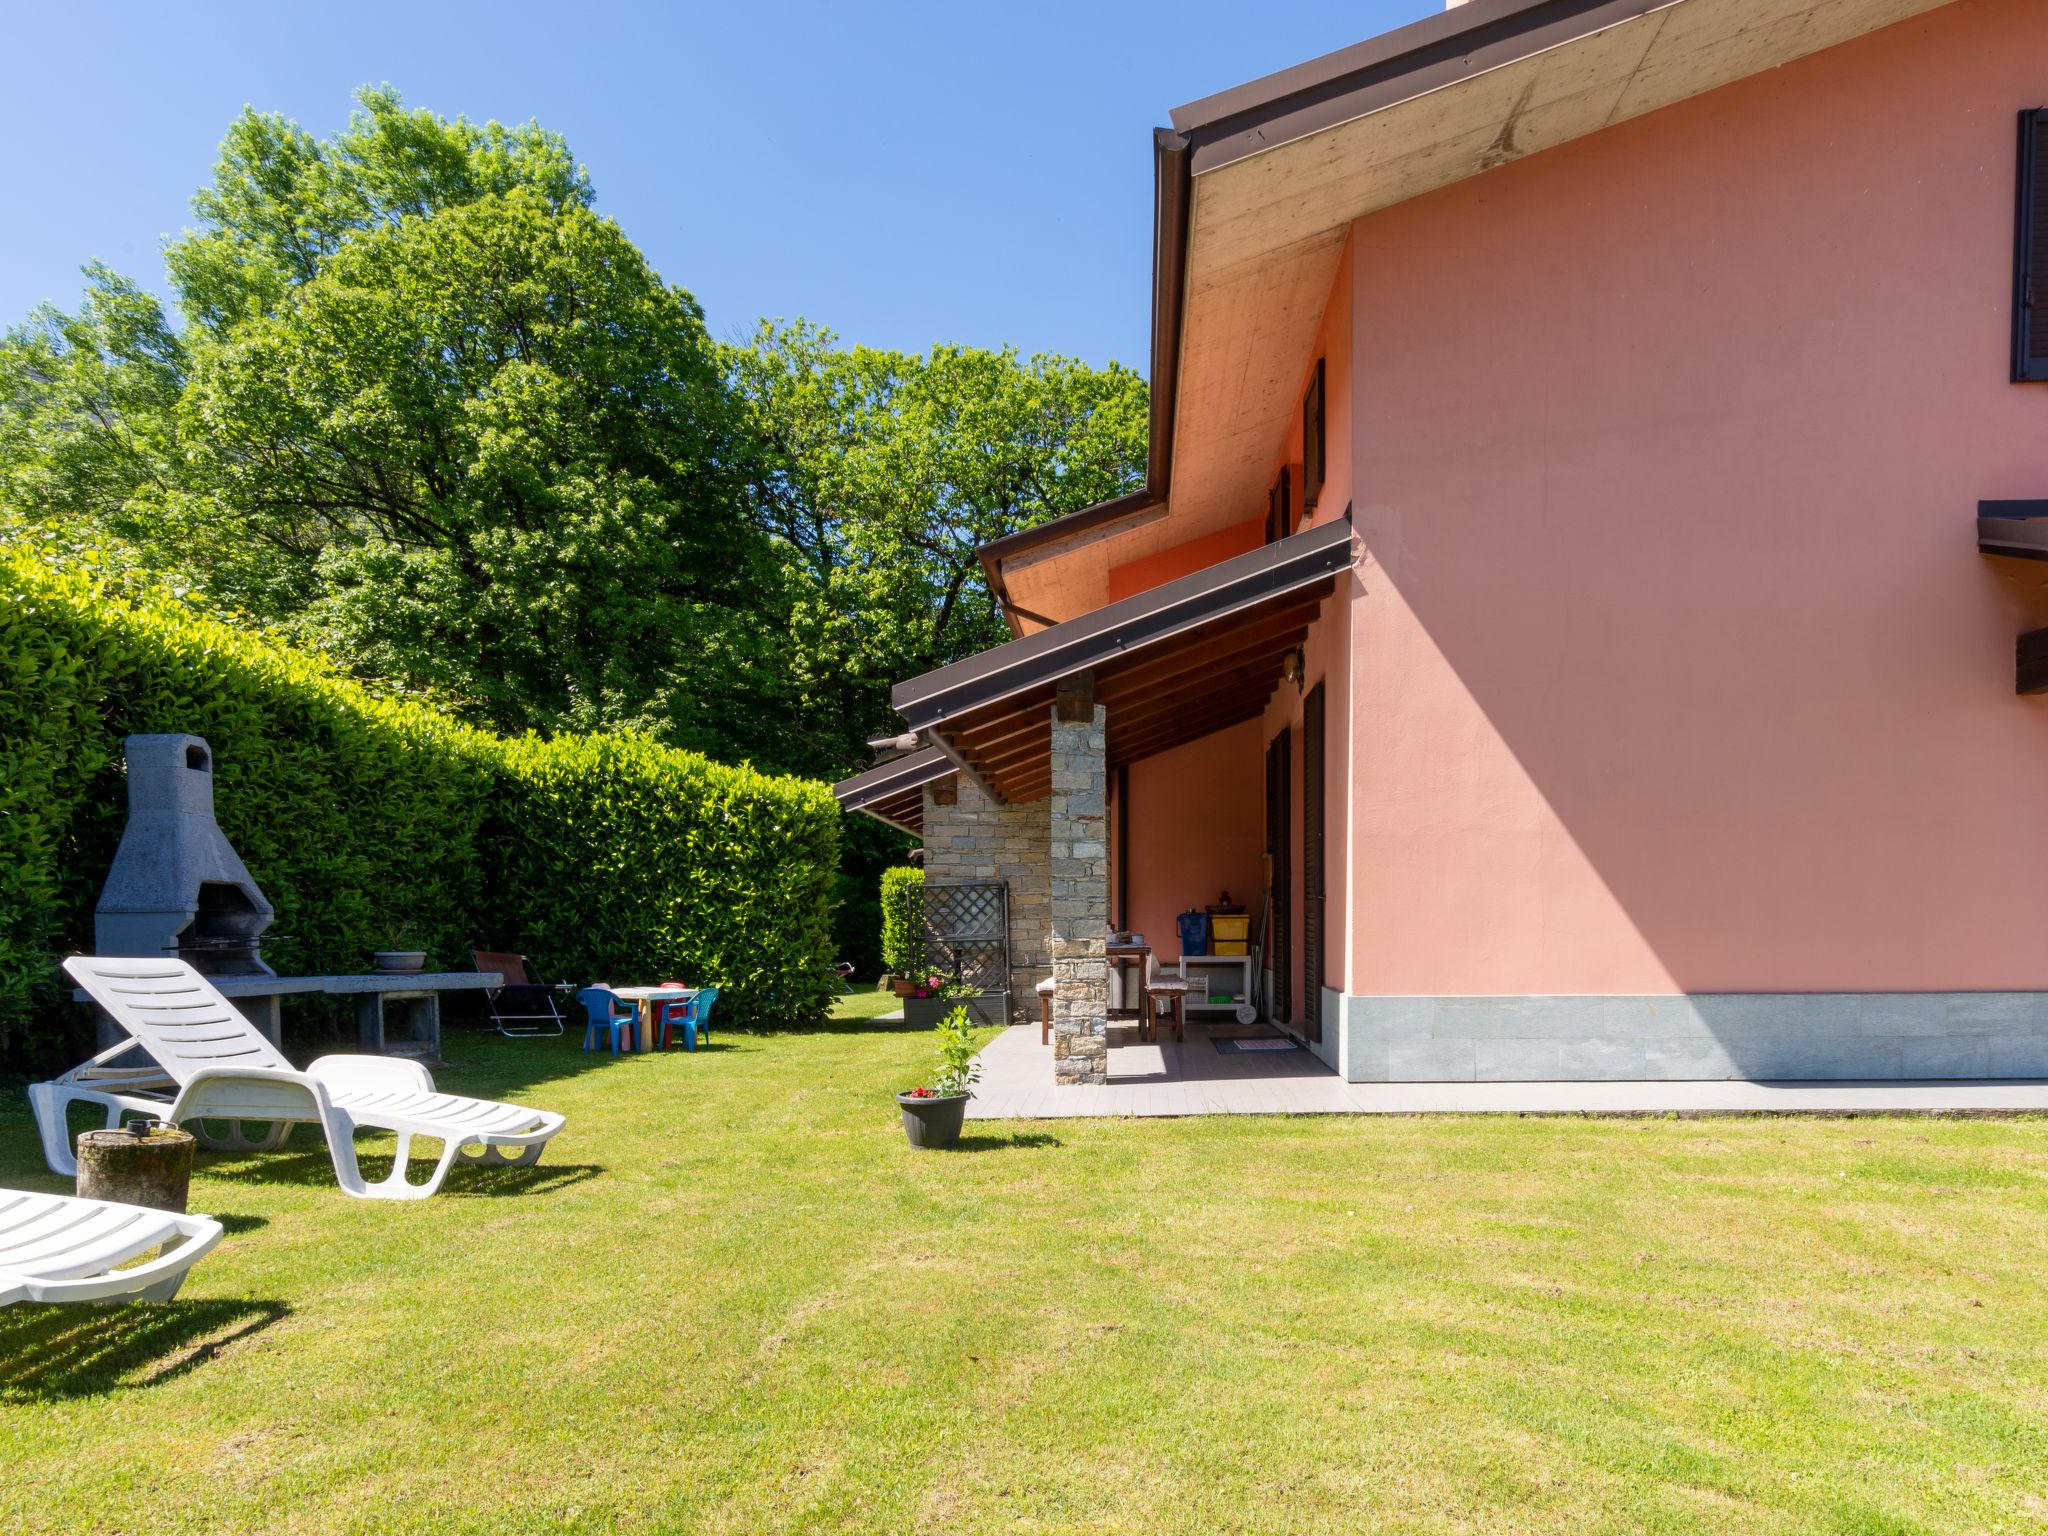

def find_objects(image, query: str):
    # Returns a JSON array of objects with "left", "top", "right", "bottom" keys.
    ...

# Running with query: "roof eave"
[{"left": 899, "top": 515, "right": 1353, "bottom": 733}]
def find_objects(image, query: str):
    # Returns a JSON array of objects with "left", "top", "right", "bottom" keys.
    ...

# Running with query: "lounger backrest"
[
  {"left": 473, "top": 950, "right": 531, "bottom": 987},
  {"left": 62, "top": 957, "right": 293, "bottom": 1084}
]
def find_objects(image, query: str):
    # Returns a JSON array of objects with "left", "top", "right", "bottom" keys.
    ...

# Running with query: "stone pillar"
[{"left": 1050, "top": 680, "right": 1109, "bottom": 1085}]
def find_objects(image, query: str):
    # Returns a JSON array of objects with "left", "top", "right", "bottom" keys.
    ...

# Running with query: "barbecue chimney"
[{"left": 95, "top": 735, "right": 276, "bottom": 977}]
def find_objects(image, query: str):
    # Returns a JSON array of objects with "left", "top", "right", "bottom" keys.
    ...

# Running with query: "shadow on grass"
[
  {"left": 948, "top": 1131, "right": 1062, "bottom": 1153},
  {"left": 198, "top": 1145, "right": 605, "bottom": 1197},
  {"left": 0, "top": 1298, "right": 289, "bottom": 1402}
]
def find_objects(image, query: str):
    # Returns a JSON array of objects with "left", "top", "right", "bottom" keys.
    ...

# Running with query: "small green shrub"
[
  {"left": 878, "top": 865, "right": 925, "bottom": 979},
  {"left": 926, "top": 1004, "right": 981, "bottom": 1097},
  {"left": 0, "top": 553, "right": 839, "bottom": 1067}
]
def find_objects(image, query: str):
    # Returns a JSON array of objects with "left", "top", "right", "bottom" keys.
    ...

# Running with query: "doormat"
[{"left": 1213, "top": 1037, "right": 1303, "bottom": 1054}]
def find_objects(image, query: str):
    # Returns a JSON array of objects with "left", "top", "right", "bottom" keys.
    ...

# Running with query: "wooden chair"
[
  {"left": 1145, "top": 956, "right": 1190, "bottom": 1044},
  {"left": 1037, "top": 978, "right": 1056, "bottom": 1044}
]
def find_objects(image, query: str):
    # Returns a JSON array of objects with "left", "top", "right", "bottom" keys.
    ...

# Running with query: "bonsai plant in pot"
[
  {"left": 372, "top": 929, "right": 430, "bottom": 973},
  {"left": 897, "top": 1003, "right": 980, "bottom": 1149}
]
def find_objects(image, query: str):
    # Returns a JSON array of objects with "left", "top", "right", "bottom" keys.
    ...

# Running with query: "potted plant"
[
  {"left": 897, "top": 1003, "right": 980, "bottom": 1149},
  {"left": 372, "top": 929, "right": 430, "bottom": 974}
]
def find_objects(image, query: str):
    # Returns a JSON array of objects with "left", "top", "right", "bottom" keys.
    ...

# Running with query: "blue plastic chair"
[
  {"left": 577, "top": 986, "right": 637, "bottom": 1054},
  {"left": 656, "top": 986, "right": 719, "bottom": 1051}
]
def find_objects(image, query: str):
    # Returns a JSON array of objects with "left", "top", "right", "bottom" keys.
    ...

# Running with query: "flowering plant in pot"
[{"left": 897, "top": 1004, "right": 980, "bottom": 1149}]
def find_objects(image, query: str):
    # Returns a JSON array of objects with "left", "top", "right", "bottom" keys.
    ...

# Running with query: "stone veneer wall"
[
  {"left": 1049, "top": 702, "right": 1109, "bottom": 1085},
  {"left": 920, "top": 776, "right": 1049, "bottom": 1025}
]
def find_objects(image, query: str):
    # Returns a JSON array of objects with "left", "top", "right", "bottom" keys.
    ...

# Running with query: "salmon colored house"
[{"left": 835, "top": 0, "right": 2048, "bottom": 1087}]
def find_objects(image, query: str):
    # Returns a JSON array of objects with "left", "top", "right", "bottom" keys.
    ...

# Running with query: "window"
[
  {"left": 1302, "top": 358, "right": 1326, "bottom": 508},
  {"left": 2014, "top": 109, "right": 2048, "bottom": 382}
]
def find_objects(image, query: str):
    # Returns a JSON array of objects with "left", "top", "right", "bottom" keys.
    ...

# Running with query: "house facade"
[{"left": 837, "top": 0, "right": 2048, "bottom": 1086}]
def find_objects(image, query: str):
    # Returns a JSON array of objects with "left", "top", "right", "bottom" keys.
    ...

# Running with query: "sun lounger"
[
  {"left": 33, "top": 958, "right": 566, "bottom": 1201},
  {"left": 0, "top": 1188, "right": 222, "bottom": 1305}
]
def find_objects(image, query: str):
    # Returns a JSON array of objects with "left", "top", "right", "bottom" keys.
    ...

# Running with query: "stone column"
[{"left": 1050, "top": 678, "right": 1109, "bottom": 1085}]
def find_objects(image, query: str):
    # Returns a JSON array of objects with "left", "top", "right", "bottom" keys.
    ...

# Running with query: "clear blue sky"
[{"left": 0, "top": 0, "right": 1430, "bottom": 372}]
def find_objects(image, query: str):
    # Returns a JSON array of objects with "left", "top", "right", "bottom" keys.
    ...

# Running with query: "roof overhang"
[
  {"left": 984, "top": 0, "right": 1959, "bottom": 626},
  {"left": 831, "top": 747, "right": 956, "bottom": 836},
  {"left": 901, "top": 517, "right": 1353, "bottom": 802}
]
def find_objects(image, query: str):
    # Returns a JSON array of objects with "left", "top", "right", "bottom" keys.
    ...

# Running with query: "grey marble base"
[{"left": 1336, "top": 992, "right": 2048, "bottom": 1083}]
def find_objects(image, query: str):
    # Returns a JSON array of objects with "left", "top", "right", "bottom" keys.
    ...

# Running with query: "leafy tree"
[
  {"left": 175, "top": 187, "right": 766, "bottom": 742},
  {"left": 2, "top": 87, "right": 592, "bottom": 558},
  {"left": 0, "top": 266, "right": 189, "bottom": 542},
  {"left": 166, "top": 84, "right": 592, "bottom": 337},
  {"left": 0, "top": 91, "right": 1150, "bottom": 792},
  {"left": 730, "top": 321, "right": 1148, "bottom": 774}
]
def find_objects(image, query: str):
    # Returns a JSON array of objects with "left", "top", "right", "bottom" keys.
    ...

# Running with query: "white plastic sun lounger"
[
  {"left": 0, "top": 1188, "right": 223, "bottom": 1305},
  {"left": 33, "top": 958, "right": 567, "bottom": 1201}
]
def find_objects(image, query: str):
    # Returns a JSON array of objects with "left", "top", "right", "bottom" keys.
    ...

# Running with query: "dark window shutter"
[
  {"left": 1266, "top": 465, "right": 1292, "bottom": 543},
  {"left": 1302, "top": 359, "right": 1326, "bottom": 509},
  {"left": 2014, "top": 110, "right": 2048, "bottom": 382}
]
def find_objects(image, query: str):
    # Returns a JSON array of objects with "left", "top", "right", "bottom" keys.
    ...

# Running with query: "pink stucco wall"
[
  {"left": 1120, "top": 718, "right": 1266, "bottom": 961},
  {"left": 1345, "top": 0, "right": 2048, "bottom": 997}
]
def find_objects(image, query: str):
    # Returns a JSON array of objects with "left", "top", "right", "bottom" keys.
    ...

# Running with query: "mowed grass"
[{"left": 4, "top": 1007, "right": 2048, "bottom": 1535}]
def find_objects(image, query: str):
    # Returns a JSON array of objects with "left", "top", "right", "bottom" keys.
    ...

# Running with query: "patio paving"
[{"left": 965, "top": 1023, "right": 2048, "bottom": 1119}]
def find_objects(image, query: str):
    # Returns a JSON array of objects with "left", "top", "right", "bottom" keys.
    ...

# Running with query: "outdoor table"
[{"left": 608, "top": 985, "right": 698, "bottom": 1053}]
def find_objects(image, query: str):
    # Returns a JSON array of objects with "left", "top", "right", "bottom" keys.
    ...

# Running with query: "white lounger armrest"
[
  {"left": 12, "top": 1212, "right": 225, "bottom": 1305},
  {"left": 0, "top": 1193, "right": 225, "bottom": 1307}
]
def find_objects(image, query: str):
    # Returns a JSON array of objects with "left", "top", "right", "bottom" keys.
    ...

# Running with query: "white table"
[{"left": 606, "top": 986, "right": 699, "bottom": 1052}]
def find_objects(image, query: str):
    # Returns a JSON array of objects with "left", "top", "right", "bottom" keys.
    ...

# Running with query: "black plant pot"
[{"left": 897, "top": 1092, "right": 969, "bottom": 1149}]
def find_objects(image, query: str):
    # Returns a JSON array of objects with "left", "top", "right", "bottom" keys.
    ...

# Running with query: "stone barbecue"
[
  {"left": 83, "top": 732, "right": 497, "bottom": 1062},
  {"left": 95, "top": 734, "right": 276, "bottom": 978}
]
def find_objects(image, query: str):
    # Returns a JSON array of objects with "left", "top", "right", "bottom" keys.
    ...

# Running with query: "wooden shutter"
[
  {"left": 1302, "top": 359, "right": 1326, "bottom": 510},
  {"left": 1265, "top": 727, "right": 1292, "bottom": 1026},
  {"left": 1265, "top": 466, "right": 1292, "bottom": 544},
  {"left": 1301, "top": 682, "right": 1325, "bottom": 1044},
  {"left": 2015, "top": 110, "right": 2048, "bottom": 382}
]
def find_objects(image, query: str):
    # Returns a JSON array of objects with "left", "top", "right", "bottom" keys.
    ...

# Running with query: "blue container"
[{"left": 1177, "top": 910, "right": 1211, "bottom": 957}]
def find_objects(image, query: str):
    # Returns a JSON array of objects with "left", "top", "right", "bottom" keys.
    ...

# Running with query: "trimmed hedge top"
[{"left": 0, "top": 553, "right": 839, "bottom": 1066}]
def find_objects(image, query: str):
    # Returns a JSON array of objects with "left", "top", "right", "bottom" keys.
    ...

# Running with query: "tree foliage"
[
  {"left": 0, "top": 88, "right": 1147, "bottom": 789},
  {"left": 730, "top": 320, "right": 1147, "bottom": 775},
  {"left": 176, "top": 187, "right": 764, "bottom": 741}
]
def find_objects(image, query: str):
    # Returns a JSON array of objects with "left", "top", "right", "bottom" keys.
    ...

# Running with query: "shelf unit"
[{"left": 1174, "top": 954, "right": 1258, "bottom": 1023}]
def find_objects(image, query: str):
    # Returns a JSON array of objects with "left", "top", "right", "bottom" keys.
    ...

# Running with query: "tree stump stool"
[{"left": 76, "top": 1124, "right": 196, "bottom": 1213}]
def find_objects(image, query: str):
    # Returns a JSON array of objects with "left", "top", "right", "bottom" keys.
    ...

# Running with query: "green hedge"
[
  {"left": 0, "top": 554, "right": 839, "bottom": 1068},
  {"left": 879, "top": 865, "right": 925, "bottom": 979}
]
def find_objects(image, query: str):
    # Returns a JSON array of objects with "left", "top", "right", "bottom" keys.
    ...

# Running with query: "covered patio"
[{"left": 842, "top": 519, "right": 1354, "bottom": 1087}]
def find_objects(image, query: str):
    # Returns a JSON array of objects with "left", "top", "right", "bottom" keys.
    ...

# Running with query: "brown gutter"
[
  {"left": 1171, "top": 0, "right": 1676, "bottom": 173},
  {"left": 978, "top": 129, "right": 1192, "bottom": 633}
]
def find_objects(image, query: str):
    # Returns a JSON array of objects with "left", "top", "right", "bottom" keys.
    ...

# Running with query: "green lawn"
[
  {"left": 827, "top": 978, "right": 904, "bottom": 1023},
  {"left": 4, "top": 1007, "right": 2048, "bottom": 1534}
]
